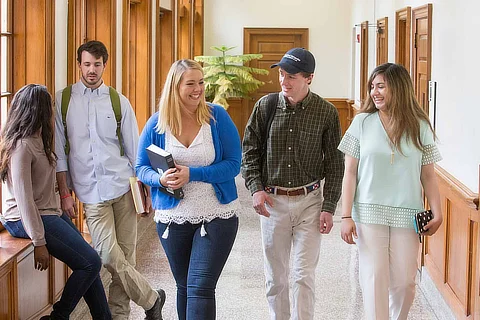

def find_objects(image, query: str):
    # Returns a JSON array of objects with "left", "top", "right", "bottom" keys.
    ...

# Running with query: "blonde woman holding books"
[
  {"left": 136, "top": 59, "right": 241, "bottom": 320},
  {"left": 338, "top": 63, "right": 443, "bottom": 320}
]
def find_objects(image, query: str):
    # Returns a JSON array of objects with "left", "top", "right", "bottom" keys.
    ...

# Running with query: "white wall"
[
  {"left": 351, "top": 0, "right": 480, "bottom": 192},
  {"left": 204, "top": 0, "right": 354, "bottom": 98}
]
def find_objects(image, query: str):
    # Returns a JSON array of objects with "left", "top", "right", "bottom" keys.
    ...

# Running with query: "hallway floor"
[{"left": 74, "top": 176, "right": 455, "bottom": 319}]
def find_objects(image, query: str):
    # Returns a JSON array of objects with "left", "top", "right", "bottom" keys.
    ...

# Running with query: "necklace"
[{"left": 378, "top": 112, "right": 395, "bottom": 165}]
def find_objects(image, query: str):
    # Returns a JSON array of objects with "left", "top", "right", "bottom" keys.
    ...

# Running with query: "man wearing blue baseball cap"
[{"left": 241, "top": 48, "right": 344, "bottom": 320}]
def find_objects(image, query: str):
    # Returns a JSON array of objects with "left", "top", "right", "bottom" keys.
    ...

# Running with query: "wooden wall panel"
[
  {"left": 68, "top": 0, "right": 116, "bottom": 87},
  {"left": 54, "top": 258, "right": 66, "bottom": 300},
  {"left": 326, "top": 98, "right": 349, "bottom": 136},
  {"left": 123, "top": 0, "right": 152, "bottom": 131},
  {"left": 17, "top": 248, "right": 50, "bottom": 320},
  {"left": 424, "top": 166, "right": 479, "bottom": 319},
  {"left": 0, "top": 260, "right": 15, "bottom": 320},
  {"left": 177, "top": 0, "right": 203, "bottom": 59},
  {"left": 445, "top": 200, "right": 469, "bottom": 309},
  {"left": 86, "top": 0, "right": 116, "bottom": 87},
  {"left": 226, "top": 98, "right": 243, "bottom": 138},
  {"left": 193, "top": 0, "right": 203, "bottom": 58},
  {"left": 156, "top": 2, "right": 175, "bottom": 98}
]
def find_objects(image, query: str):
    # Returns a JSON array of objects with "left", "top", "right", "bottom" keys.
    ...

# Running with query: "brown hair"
[
  {"left": 77, "top": 40, "right": 109, "bottom": 64},
  {"left": 360, "top": 63, "right": 435, "bottom": 153},
  {"left": 0, "top": 84, "right": 56, "bottom": 181}
]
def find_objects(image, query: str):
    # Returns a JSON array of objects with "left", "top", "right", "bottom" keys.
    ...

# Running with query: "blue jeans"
[
  {"left": 157, "top": 216, "right": 238, "bottom": 320},
  {"left": 3, "top": 214, "right": 111, "bottom": 320}
]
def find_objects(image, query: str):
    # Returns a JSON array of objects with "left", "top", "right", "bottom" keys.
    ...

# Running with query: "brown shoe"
[{"left": 144, "top": 289, "right": 166, "bottom": 320}]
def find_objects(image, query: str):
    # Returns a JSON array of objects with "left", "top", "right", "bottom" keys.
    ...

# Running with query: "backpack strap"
[
  {"left": 61, "top": 85, "right": 73, "bottom": 155},
  {"left": 263, "top": 93, "right": 279, "bottom": 151},
  {"left": 61, "top": 85, "right": 124, "bottom": 156},
  {"left": 260, "top": 93, "right": 279, "bottom": 185},
  {"left": 109, "top": 86, "right": 124, "bottom": 156}
]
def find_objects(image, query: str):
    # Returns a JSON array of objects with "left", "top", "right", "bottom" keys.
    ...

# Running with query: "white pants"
[
  {"left": 260, "top": 188, "right": 323, "bottom": 320},
  {"left": 356, "top": 223, "right": 419, "bottom": 320}
]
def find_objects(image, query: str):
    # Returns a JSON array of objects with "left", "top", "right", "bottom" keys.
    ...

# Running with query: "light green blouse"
[{"left": 338, "top": 112, "right": 442, "bottom": 229}]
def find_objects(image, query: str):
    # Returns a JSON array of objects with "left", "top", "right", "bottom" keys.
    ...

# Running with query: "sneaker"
[{"left": 144, "top": 289, "right": 166, "bottom": 320}]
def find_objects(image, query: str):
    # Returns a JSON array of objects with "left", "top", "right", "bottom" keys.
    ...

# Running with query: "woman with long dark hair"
[
  {"left": 338, "top": 63, "right": 443, "bottom": 319},
  {"left": 0, "top": 84, "right": 111, "bottom": 320}
]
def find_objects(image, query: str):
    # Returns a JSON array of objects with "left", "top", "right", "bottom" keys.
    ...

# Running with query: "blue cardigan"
[{"left": 135, "top": 104, "right": 241, "bottom": 210}]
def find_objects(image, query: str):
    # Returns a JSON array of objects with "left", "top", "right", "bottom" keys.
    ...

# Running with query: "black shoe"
[
  {"left": 39, "top": 316, "right": 51, "bottom": 320},
  {"left": 144, "top": 289, "right": 166, "bottom": 320}
]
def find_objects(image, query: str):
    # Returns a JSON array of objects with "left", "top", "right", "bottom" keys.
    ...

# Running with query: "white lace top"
[{"left": 154, "top": 123, "right": 240, "bottom": 225}]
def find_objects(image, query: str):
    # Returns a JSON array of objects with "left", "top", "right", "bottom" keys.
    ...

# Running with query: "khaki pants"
[
  {"left": 261, "top": 187, "right": 323, "bottom": 320},
  {"left": 84, "top": 191, "right": 157, "bottom": 320}
]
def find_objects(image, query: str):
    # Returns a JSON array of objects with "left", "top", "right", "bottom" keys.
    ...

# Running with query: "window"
[{"left": 0, "top": 0, "right": 12, "bottom": 212}]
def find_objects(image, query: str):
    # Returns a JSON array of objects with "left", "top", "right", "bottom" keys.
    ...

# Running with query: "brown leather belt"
[{"left": 265, "top": 182, "right": 320, "bottom": 196}]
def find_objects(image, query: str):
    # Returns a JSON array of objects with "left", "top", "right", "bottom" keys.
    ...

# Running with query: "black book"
[{"left": 146, "top": 144, "right": 184, "bottom": 199}]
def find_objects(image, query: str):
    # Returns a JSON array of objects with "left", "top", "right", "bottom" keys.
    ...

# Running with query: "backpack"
[{"left": 61, "top": 85, "right": 124, "bottom": 156}]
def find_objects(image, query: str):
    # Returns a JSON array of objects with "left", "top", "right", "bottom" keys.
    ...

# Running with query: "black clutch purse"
[{"left": 414, "top": 210, "right": 434, "bottom": 242}]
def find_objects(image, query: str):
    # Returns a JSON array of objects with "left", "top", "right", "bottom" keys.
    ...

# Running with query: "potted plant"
[{"left": 194, "top": 45, "right": 269, "bottom": 108}]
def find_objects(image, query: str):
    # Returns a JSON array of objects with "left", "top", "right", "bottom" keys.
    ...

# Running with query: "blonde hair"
[
  {"left": 156, "top": 59, "right": 212, "bottom": 135},
  {"left": 360, "top": 63, "right": 435, "bottom": 153}
]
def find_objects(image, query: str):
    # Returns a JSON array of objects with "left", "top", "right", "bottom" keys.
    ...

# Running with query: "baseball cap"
[{"left": 270, "top": 48, "right": 315, "bottom": 74}]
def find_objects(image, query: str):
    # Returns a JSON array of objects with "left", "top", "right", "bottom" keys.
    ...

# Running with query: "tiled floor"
[{"left": 74, "top": 176, "right": 455, "bottom": 319}]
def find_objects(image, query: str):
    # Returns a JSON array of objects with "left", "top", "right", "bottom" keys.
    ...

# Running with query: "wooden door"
[
  {"left": 412, "top": 4, "right": 432, "bottom": 114},
  {"left": 395, "top": 7, "right": 412, "bottom": 72},
  {"left": 376, "top": 17, "right": 388, "bottom": 66},
  {"left": 239, "top": 28, "right": 308, "bottom": 138}
]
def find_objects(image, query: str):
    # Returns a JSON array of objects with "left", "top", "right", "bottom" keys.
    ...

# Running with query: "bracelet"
[
  {"left": 341, "top": 216, "right": 352, "bottom": 219},
  {"left": 60, "top": 194, "right": 71, "bottom": 200}
]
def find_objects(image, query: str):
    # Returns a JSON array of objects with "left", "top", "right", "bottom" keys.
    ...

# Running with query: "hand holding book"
[
  {"left": 160, "top": 164, "right": 189, "bottom": 190},
  {"left": 146, "top": 144, "right": 184, "bottom": 199}
]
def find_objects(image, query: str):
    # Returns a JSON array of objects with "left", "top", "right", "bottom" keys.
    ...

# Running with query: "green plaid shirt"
[{"left": 241, "top": 91, "right": 344, "bottom": 214}]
